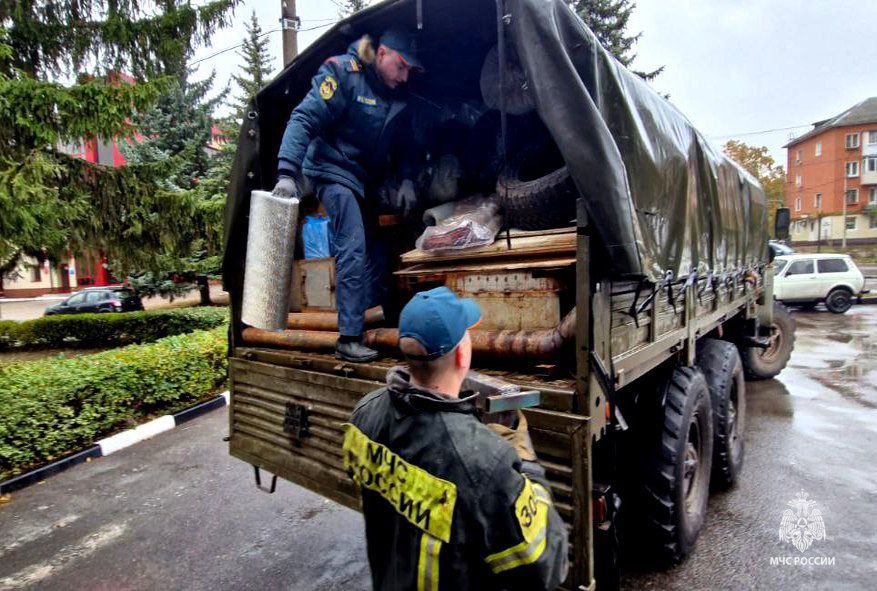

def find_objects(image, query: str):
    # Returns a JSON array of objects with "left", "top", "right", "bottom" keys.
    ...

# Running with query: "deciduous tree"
[{"left": 724, "top": 140, "right": 786, "bottom": 237}]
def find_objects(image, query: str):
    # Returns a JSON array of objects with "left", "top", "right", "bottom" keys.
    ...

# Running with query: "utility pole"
[
  {"left": 281, "top": 0, "right": 299, "bottom": 66},
  {"left": 842, "top": 173, "right": 848, "bottom": 249}
]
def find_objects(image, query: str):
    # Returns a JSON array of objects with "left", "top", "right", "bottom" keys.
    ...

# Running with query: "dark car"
[{"left": 44, "top": 287, "right": 144, "bottom": 316}]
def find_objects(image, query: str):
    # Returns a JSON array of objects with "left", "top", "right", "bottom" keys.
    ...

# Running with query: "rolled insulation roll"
[{"left": 242, "top": 190, "right": 300, "bottom": 331}]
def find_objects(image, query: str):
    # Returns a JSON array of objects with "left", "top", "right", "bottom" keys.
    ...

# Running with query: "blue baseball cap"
[
  {"left": 399, "top": 287, "right": 481, "bottom": 360},
  {"left": 379, "top": 29, "right": 423, "bottom": 71}
]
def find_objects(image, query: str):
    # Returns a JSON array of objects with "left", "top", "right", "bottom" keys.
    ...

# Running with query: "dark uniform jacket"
[
  {"left": 343, "top": 368, "right": 569, "bottom": 591},
  {"left": 277, "top": 41, "right": 414, "bottom": 197}
]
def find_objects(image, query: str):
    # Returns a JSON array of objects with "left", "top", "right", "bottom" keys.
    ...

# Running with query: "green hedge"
[
  {"left": 0, "top": 326, "right": 228, "bottom": 480},
  {"left": 0, "top": 307, "right": 228, "bottom": 350}
]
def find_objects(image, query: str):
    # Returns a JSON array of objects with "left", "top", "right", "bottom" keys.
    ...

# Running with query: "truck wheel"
[
  {"left": 824, "top": 287, "right": 853, "bottom": 314},
  {"left": 696, "top": 339, "right": 745, "bottom": 490},
  {"left": 739, "top": 302, "right": 795, "bottom": 380},
  {"left": 642, "top": 367, "right": 713, "bottom": 564},
  {"left": 496, "top": 150, "right": 578, "bottom": 230}
]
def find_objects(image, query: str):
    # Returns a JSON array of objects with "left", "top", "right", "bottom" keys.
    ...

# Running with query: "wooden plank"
[
  {"left": 234, "top": 389, "right": 351, "bottom": 422},
  {"left": 530, "top": 427, "right": 572, "bottom": 461},
  {"left": 229, "top": 439, "right": 360, "bottom": 512},
  {"left": 523, "top": 408, "right": 589, "bottom": 435},
  {"left": 400, "top": 231, "right": 576, "bottom": 264},
  {"left": 233, "top": 415, "right": 344, "bottom": 459},
  {"left": 395, "top": 257, "right": 576, "bottom": 276}
]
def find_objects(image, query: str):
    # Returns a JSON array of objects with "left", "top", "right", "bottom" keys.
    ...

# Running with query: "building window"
[
  {"left": 30, "top": 265, "right": 42, "bottom": 282},
  {"left": 846, "top": 161, "right": 859, "bottom": 177},
  {"left": 814, "top": 193, "right": 822, "bottom": 208},
  {"left": 871, "top": 188, "right": 877, "bottom": 204},
  {"left": 795, "top": 197, "right": 801, "bottom": 212},
  {"left": 795, "top": 174, "right": 802, "bottom": 187},
  {"left": 869, "top": 130, "right": 877, "bottom": 145},
  {"left": 846, "top": 133, "right": 861, "bottom": 149},
  {"left": 846, "top": 216, "right": 857, "bottom": 230},
  {"left": 815, "top": 142, "right": 822, "bottom": 156},
  {"left": 867, "top": 157, "right": 877, "bottom": 173},
  {"left": 795, "top": 149, "right": 802, "bottom": 164},
  {"left": 845, "top": 189, "right": 859, "bottom": 204}
]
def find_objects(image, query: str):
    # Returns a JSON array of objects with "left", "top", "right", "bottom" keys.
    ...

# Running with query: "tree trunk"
[{"left": 198, "top": 275, "right": 212, "bottom": 306}]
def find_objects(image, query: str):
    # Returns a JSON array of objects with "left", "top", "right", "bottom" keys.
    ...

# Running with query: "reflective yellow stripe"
[
  {"left": 417, "top": 532, "right": 442, "bottom": 591},
  {"left": 343, "top": 424, "right": 457, "bottom": 543},
  {"left": 485, "top": 477, "right": 551, "bottom": 573}
]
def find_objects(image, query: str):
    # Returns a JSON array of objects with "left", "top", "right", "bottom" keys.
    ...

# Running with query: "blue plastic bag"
[{"left": 302, "top": 214, "right": 332, "bottom": 259}]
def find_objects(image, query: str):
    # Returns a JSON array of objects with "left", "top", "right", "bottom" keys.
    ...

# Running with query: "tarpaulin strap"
[
  {"left": 697, "top": 270, "right": 714, "bottom": 304},
  {"left": 664, "top": 271, "right": 678, "bottom": 314},
  {"left": 626, "top": 277, "right": 650, "bottom": 327},
  {"left": 679, "top": 269, "right": 698, "bottom": 306}
]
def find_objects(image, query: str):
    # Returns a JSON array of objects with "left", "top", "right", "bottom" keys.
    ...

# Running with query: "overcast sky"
[{"left": 191, "top": 0, "right": 877, "bottom": 167}]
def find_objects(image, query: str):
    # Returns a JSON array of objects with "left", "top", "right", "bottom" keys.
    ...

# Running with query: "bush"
[
  {"left": 0, "top": 307, "right": 228, "bottom": 350},
  {"left": 0, "top": 326, "right": 228, "bottom": 480}
]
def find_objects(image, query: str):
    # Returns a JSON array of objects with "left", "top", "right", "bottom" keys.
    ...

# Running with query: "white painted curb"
[{"left": 97, "top": 392, "right": 229, "bottom": 456}]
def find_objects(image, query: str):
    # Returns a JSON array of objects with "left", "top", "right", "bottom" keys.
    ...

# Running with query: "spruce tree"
[
  {"left": 231, "top": 11, "right": 274, "bottom": 120},
  {"left": 0, "top": 1, "right": 237, "bottom": 281},
  {"left": 118, "top": 69, "right": 229, "bottom": 304},
  {"left": 339, "top": 0, "right": 370, "bottom": 17},
  {"left": 571, "top": 0, "right": 662, "bottom": 80}
]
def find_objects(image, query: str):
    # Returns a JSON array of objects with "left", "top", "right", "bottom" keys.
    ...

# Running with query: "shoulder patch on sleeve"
[{"left": 320, "top": 75, "right": 339, "bottom": 101}]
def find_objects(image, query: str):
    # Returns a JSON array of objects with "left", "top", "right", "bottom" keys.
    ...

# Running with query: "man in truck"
[
  {"left": 342, "top": 287, "right": 569, "bottom": 590},
  {"left": 272, "top": 31, "right": 421, "bottom": 363}
]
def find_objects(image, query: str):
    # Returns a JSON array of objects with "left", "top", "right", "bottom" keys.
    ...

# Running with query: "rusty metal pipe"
[
  {"left": 241, "top": 328, "right": 340, "bottom": 351},
  {"left": 243, "top": 308, "right": 577, "bottom": 362},
  {"left": 286, "top": 306, "right": 385, "bottom": 331}
]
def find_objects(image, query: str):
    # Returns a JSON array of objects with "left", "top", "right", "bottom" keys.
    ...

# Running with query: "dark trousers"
[{"left": 315, "top": 182, "right": 387, "bottom": 337}]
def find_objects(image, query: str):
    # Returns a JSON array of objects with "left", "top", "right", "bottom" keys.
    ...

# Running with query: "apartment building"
[{"left": 784, "top": 97, "right": 877, "bottom": 245}]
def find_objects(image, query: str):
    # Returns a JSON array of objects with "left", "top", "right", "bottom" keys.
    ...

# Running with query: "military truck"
[{"left": 222, "top": 1, "right": 795, "bottom": 588}]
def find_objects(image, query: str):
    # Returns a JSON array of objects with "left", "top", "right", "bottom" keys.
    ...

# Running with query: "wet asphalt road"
[{"left": 1, "top": 307, "right": 876, "bottom": 590}]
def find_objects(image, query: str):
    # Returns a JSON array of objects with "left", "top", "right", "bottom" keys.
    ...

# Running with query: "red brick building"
[{"left": 784, "top": 97, "right": 877, "bottom": 245}]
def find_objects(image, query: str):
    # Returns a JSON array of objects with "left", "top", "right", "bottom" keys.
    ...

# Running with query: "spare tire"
[{"left": 497, "top": 152, "right": 579, "bottom": 230}]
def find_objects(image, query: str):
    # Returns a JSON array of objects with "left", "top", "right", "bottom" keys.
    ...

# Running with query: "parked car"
[
  {"left": 44, "top": 287, "right": 144, "bottom": 316},
  {"left": 768, "top": 240, "right": 795, "bottom": 258},
  {"left": 773, "top": 254, "right": 868, "bottom": 313}
]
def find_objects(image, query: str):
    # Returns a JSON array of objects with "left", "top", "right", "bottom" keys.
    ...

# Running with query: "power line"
[
  {"left": 189, "top": 28, "right": 280, "bottom": 66},
  {"left": 708, "top": 124, "right": 813, "bottom": 140},
  {"left": 188, "top": 21, "right": 335, "bottom": 67}
]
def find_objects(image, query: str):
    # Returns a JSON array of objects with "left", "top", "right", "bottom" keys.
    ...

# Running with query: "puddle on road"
[{"left": 789, "top": 308, "right": 877, "bottom": 408}]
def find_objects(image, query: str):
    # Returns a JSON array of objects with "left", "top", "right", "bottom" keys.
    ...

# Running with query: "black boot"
[{"left": 336, "top": 338, "right": 380, "bottom": 363}]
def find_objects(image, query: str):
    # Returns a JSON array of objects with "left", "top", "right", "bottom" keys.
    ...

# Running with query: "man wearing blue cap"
[
  {"left": 273, "top": 31, "right": 424, "bottom": 362},
  {"left": 342, "top": 287, "right": 569, "bottom": 590}
]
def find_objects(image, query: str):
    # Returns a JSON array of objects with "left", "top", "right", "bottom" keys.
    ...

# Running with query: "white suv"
[{"left": 773, "top": 254, "right": 867, "bottom": 313}]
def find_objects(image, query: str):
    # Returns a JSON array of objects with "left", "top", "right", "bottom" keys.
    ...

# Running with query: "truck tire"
[
  {"left": 496, "top": 155, "right": 578, "bottom": 231},
  {"left": 739, "top": 302, "right": 795, "bottom": 380},
  {"left": 696, "top": 339, "right": 745, "bottom": 490},
  {"left": 824, "top": 287, "right": 853, "bottom": 314},
  {"left": 641, "top": 366, "right": 713, "bottom": 565}
]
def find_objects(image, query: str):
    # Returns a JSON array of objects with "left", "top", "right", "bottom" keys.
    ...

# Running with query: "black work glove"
[{"left": 272, "top": 176, "right": 301, "bottom": 199}]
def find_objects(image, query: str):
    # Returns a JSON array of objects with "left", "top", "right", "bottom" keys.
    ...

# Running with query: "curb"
[{"left": 0, "top": 391, "right": 230, "bottom": 495}]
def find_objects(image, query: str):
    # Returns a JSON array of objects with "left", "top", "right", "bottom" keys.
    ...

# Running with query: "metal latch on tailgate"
[{"left": 283, "top": 403, "right": 310, "bottom": 446}]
